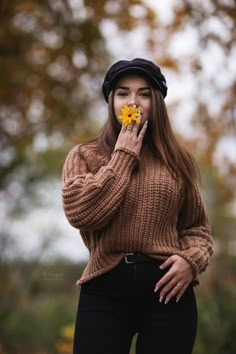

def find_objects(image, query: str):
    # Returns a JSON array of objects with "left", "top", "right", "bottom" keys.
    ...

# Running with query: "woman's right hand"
[{"left": 114, "top": 120, "right": 148, "bottom": 156}]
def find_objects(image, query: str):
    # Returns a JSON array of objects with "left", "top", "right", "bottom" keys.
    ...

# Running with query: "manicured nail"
[
  {"left": 176, "top": 297, "right": 180, "bottom": 303},
  {"left": 159, "top": 296, "right": 163, "bottom": 303},
  {"left": 165, "top": 298, "right": 169, "bottom": 304},
  {"left": 154, "top": 286, "right": 159, "bottom": 292}
]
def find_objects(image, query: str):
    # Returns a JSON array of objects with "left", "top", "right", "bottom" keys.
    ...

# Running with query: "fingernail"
[
  {"left": 154, "top": 286, "right": 159, "bottom": 292},
  {"left": 159, "top": 296, "right": 163, "bottom": 303},
  {"left": 165, "top": 298, "right": 169, "bottom": 304},
  {"left": 176, "top": 297, "right": 180, "bottom": 303}
]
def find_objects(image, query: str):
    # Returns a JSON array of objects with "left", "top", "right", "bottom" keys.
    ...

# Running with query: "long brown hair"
[{"left": 95, "top": 87, "right": 200, "bottom": 203}]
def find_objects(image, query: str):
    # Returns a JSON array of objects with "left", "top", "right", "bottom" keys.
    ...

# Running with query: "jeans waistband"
[{"left": 122, "top": 253, "right": 158, "bottom": 264}]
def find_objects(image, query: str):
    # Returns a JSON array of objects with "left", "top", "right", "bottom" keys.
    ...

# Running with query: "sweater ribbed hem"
[{"left": 76, "top": 254, "right": 125, "bottom": 286}]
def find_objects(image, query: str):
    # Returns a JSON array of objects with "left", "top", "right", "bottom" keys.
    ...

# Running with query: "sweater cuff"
[
  {"left": 113, "top": 147, "right": 139, "bottom": 159},
  {"left": 109, "top": 148, "right": 139, "bottom": 175}
]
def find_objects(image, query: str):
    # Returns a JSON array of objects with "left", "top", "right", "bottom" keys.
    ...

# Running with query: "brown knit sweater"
[{"left": 62, "top": 142, "right": 214, "bottom": 286}]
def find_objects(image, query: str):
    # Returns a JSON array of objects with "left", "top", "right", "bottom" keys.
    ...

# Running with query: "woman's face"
[{"left": 113, "top": 74, "right": 151, "bottom": 126}]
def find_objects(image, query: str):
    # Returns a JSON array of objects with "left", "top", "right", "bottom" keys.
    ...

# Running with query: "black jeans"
[{"left": 73, "top": 258, "right": 198, "bottom": 354}]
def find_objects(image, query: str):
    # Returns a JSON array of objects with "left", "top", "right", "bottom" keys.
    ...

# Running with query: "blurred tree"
[
  {"left": 0, "top": 0, "right": 156, "bottom": 195},
  {"left": 146, "top": 0, "right": 236, "bottom": 260},
  {"left": 149, "top": 0, "right": 236, "bottom": 183}
]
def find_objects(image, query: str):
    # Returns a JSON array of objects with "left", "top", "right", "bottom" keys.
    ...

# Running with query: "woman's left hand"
[{"left": 154, "top": 255, "right": 194, "bottom": 304}]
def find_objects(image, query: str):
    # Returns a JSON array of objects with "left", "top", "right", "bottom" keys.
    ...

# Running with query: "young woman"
[{"left": 62, "top": 58, "right": 214, "bottom": 354}]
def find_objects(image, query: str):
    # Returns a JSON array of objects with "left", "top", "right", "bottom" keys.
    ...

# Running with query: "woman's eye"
[
  {"left": 117, "top": 91, "right": 128, "bottom": 96},
  {"left": 140, "top": 91, "right": 151, "bottom": 97}
]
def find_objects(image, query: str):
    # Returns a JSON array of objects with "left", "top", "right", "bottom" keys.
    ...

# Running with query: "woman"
[{"left": 62, "top": 58, "right": 214, "bottom": 354}]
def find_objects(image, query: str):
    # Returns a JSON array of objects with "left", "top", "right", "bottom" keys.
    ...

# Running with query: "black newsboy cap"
[{"left": 102, "top": 58, "right": 167, "bottom": 102}]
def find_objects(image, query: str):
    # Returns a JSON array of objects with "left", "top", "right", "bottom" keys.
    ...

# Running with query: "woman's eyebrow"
[{"left": 115, "top": 86, "right": 129, "bottom": 90}]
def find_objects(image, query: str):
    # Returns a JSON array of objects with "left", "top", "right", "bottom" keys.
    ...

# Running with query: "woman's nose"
[{"left": 128, "top": 94, "right": 137, "bottom": 106}]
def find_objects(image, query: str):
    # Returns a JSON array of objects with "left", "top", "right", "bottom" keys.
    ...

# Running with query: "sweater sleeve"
[
  {"left": 62, "top": 145, "right": 138, "bottom": 231},
  {"left": 175, "top": 182, "right": 214, "bottom": 279}
]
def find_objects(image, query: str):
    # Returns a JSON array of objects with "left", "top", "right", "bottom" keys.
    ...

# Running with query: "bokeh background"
[{"left": 0, "top": 1, "right": 236, "bottom": 353}]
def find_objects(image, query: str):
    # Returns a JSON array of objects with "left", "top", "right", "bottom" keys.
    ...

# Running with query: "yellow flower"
[{"left": 118, "top": 104, "right": 141, "bottom": 127}]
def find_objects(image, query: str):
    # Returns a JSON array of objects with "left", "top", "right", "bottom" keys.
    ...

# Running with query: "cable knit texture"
[{"left": 62, "top": 142, "right": 214, "bottom": 286}]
